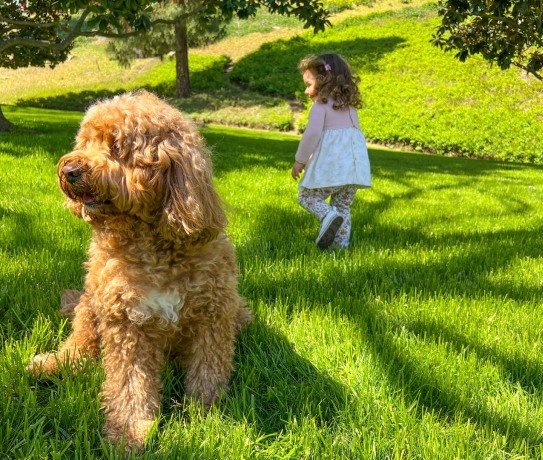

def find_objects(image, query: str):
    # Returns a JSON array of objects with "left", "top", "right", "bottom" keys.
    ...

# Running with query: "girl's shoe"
[{"left": 316, "top": 209, "right": 343, "bottom": 249}]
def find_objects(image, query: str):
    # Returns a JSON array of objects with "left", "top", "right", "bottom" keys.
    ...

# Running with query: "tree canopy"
[
  {"left": 0, "top": 0, "right": 330, "bottom": 130},
  {"left": 106, "top": 2, "right": 231, "bottom": 98},
  {"left": 0, "top": 0, "right": 159, "bottom": 69},
  {"left": 1, "top": 0, "right": 329, "bottom": 66},
  {"left": 433, "top": 0, "right": 543, "bottom": 81}
]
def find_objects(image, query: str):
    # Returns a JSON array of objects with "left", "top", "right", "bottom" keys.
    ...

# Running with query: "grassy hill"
[{"left": 1, "top": 2, "right": 542, "bottom": 162}]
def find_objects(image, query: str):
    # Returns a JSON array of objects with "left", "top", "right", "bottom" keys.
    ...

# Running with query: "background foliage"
[
  {"left": 2, "top": 4, "right": 542, "bottom": 162},
  {"left": 433, "top": 0, "right": 543, "bottom": 80}
]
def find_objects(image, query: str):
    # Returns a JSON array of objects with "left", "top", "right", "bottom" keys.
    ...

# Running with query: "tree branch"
[
  {"left": 0, "top": 16, "right": 59, "bottom": 28},
  {"left": 0, "top": 3, "right": 205, "bottom": 53},
  {"left": 150, "top": 4, "right": 206, "bottom": 25},
  {"left": 0, "top": 8, "right": 90, "bottom": 54},
  {"left": 512, "top": 61, "right": 543, "bottom": 81}
]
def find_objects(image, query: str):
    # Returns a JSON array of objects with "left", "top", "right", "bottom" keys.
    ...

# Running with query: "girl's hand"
[{"left": 292, "top": 161, "right": 304, "bottom": 180}]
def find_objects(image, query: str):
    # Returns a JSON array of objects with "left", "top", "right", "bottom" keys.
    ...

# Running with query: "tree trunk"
[
  {"left": 174, "top": 19, "right": 190, "bottom": 98},
  {"left": 0, "top": 104, "right": 14, "bottom": 132}
]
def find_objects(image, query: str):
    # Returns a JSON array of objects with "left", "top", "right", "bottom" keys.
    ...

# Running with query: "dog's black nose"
[{"left": 62, "top": 164, "right": 83, "bottom": 184}]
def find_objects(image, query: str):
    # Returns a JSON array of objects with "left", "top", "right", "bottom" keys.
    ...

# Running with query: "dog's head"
[{"left": 58, "top": 91, "right": 227, "bottom": 242}]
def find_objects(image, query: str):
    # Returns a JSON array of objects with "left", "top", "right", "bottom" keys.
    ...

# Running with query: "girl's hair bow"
[{"left": 324, "top": 64, "right": 332, "bottom": 71}]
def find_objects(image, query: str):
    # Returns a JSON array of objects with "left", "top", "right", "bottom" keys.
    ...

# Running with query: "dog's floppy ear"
[{"left": 158, "top": 131, "right": 227, "bottom": 243}]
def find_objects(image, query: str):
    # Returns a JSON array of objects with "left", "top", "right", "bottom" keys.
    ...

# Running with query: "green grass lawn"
[{"left": 2, "top": 106, "right": 543, "bottom": 458}]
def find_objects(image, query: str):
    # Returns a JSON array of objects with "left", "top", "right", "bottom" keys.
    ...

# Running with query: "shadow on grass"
[
  {"left": 160, "top": 320, "right": 347, "bottom": 434},
  {"left": 231, "top": 35, "right": 407, "bottom": 96},
  {"left": 235, "top": 192, "right": 543, "bottom": 453},
  {"left": 231, "top": 320, "right": 347, "bottom": 434},
  {"left": 351, "top": 300, "right": 543, "bottom": 451},
  {"left": 203, "top": 128, "right": 295, "bottom": 174},
  {"left": 0, "top": 105, "right": 82, "bottom": 146},
  {"left": 404, "top": 318, "right": 543, "bottom": 394},
  {"left": 207, "top": 127, "right": 543, "bottom": 180},
  {"left": 0, "top": 204, "right": 88, "bottom": 333},
  {"left": 16, "top": 89, "right": 124, "bottom": 112},
  {"left": 20, "top": 319, "right": 346, "bottom": 459}
]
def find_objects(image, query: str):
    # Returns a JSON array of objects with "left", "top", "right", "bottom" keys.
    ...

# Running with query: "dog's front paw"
[
  {"left": 185, "top": 382, "right": 224, "bottom": 410},
  {"left": 27, "top": 353, "right": 58, "bottom": 377},
  {"left": 105, "top": 419, "right": 155, "bottom": 452}
]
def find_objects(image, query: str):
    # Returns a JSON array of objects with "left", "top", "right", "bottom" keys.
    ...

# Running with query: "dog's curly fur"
[{"left": 28, "top": 91, "right": 251, "bottom": 449}]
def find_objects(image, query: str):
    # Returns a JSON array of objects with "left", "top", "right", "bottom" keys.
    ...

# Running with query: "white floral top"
[{"left": 296, "top": 98, "right": 371, "bottom": 190}]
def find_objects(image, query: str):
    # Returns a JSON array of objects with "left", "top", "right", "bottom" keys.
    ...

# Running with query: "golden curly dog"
[{"left": 27, "top": 91, "right": 251, "bottom": 449}]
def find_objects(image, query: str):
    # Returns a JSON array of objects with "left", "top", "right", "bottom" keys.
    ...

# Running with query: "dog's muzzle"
[{"left": 58, "top": 160, "right": 102, "bottom": 207}]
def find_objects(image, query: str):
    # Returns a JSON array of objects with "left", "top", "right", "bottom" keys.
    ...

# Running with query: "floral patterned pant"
[{"left": 298, "top": 185, "right": 358, "bottom": 247}]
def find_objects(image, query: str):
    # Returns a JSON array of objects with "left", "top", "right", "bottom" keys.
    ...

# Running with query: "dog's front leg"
[
  {"left": 100, "top": 322, "right": 164, "bottom": 449},
  {"left": 184, "top": 316, "right": 237, "bottom": 409},
  {"left": 28, "top": 293, "right": 100, "bottom": 376}
]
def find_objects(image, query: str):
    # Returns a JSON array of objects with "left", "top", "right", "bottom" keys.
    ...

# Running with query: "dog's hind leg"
[
  {"left": 28, "top": 294, "right": 101, "bottom": 376},
  {"left": 234, "top": 302, "right": 252, "bottom": 333},
  {"left": 100, "top": 323, "right": 164, "bottom": 449}
]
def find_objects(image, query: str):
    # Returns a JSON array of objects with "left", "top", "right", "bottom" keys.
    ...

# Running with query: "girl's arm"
[{"left": 294, "top": 102, "right": 326, "bottom": 165}]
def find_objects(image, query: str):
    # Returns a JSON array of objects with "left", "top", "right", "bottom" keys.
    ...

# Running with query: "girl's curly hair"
[{"left": 298, "top": 53, "right": 362, "bottom": 110}]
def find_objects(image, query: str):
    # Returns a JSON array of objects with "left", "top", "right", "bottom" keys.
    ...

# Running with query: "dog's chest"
[{"left": 128, "top": 289, "right": 186, "bottom": 325}]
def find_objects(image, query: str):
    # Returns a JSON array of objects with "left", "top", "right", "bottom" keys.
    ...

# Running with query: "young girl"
[{"left": 292, "top": 53, "right": 371, "bottom": 249}]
